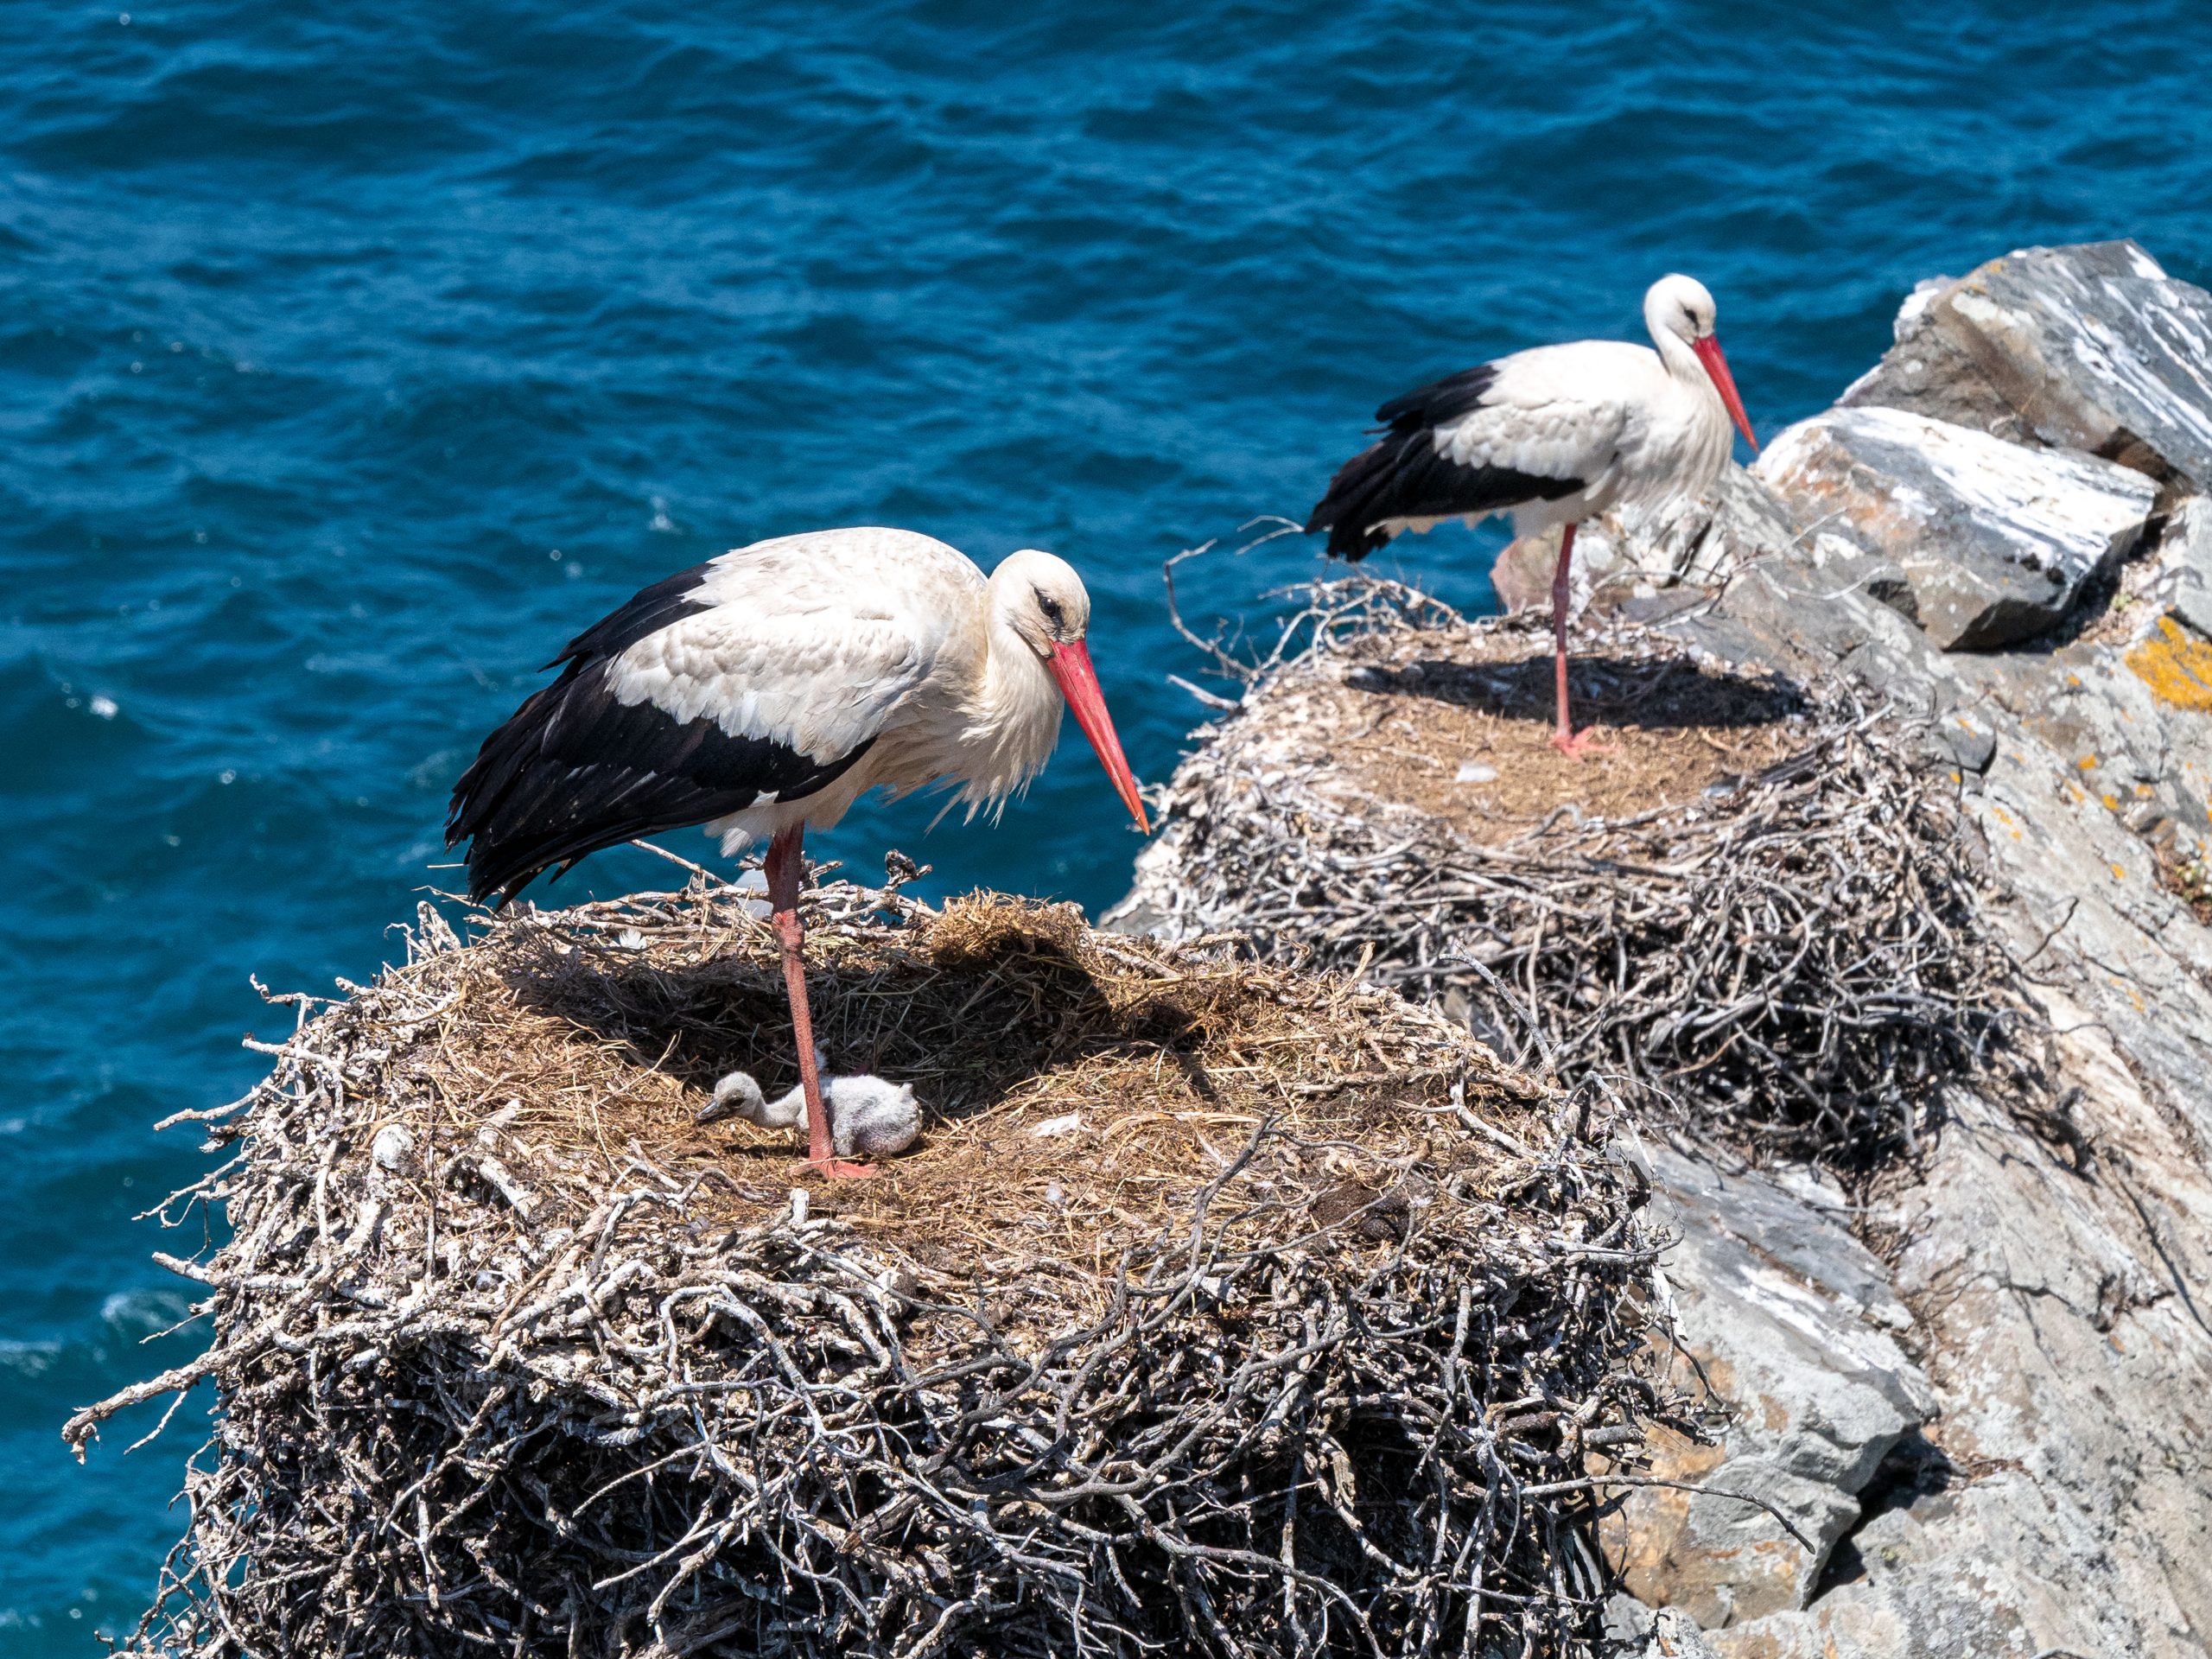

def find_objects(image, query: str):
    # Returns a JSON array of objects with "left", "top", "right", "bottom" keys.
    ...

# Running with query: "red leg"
[
  {"left": 763, "top": 826, "right": 874, "bottom": 1179},
  {"left": 1548, "top": 522, "right": 1611, "bottom": 759}
]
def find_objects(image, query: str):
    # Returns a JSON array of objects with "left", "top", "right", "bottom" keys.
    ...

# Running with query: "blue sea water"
[{"left": 5, "top": 0, "right": 2212, "bottom": 1643}]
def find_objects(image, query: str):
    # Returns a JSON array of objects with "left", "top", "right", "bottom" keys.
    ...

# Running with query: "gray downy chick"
[{"left": 700, "top": 1051, "right": 921, "bottom": 1159}]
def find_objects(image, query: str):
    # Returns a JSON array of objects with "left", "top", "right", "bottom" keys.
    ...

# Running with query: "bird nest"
[
  {"left": 71, "top": 870, "right": 1680, "bottom": 1659},
  {"left": 1117, "top": 575, "right": 2037, "bottom": 1170}
]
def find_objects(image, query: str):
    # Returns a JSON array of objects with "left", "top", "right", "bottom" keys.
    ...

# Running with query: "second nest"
[{"left": 1115, "top": 577, "right": 2037, "bottom": 1170}]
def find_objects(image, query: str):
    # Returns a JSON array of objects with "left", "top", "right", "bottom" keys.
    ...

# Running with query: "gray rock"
[
  {"left": 1938, "top": 711, "right": 1997, "bottom": 775},
  {"left": 1846, "top": 240, "right": 2212, "bottom": 492},
  {"left": 2151, "top": 495, "right": 2212, "bottom": 639},
  {"left": 1606, "top": 463, "right": 1806, "bottom": 589},
  {"left": 1693, "top": 1069, "right": 2212, "bottom": 1659},
  {"left": 1752, "top": 406, "right": 2156, "bottom": 649},
  {"left": 1600, "top": 1147, "right": 1935, "bottom": 1630},
  {"left": 1662, "top": 333, "right": 2212, "bottom": 1653},
  {"left": 1934, "top": 239, "right": 2212, "bottom": 486},
  {"left": 1603, "top": 1592, "right": 1729, "bottom": 1659},
  {"left": 1840, "top": 276, "right": 2036, "bottom": 445}
]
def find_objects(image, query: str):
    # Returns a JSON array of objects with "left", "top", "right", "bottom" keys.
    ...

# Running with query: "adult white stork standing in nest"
[
  {"left": 446, "top": 525, "right": 1149, "bottom": 1178},
  {"left": 1306, "top": 274, "right": 1758, "bottom": 754}
]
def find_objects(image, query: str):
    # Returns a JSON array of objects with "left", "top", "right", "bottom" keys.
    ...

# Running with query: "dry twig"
[{"left": 73, "top": 875, "right": 1680, "bottom": 1659}]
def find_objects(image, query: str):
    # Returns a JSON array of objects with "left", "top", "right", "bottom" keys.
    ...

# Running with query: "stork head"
[
  {"left": 1645, "top": 274, "right": 1757, "bottom": 452},
  {"left": 995, "top": 547, "right": 1093, "bottom": 654},
  {"left": 990, "top": 550, "right": 1149, "bottom": 834}
]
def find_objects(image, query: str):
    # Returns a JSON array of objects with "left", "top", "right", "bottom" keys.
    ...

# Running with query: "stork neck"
[
  {"left": 964, "top": 607, "right": 1063, "bottom": 784},
  {"left": 1651, "top": 322, "right": 1705, "bottom": 384},
  {"left": 979, "top": 608, "right": 1037, "bottom": 694}
]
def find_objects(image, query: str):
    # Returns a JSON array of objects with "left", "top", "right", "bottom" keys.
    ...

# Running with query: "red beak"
[
  {"left": 1692, "top": 334, "right": 1758, "bottom": 452},
  {"left": 1049, "top": 640, "right": 1149, "bottom": 834}
]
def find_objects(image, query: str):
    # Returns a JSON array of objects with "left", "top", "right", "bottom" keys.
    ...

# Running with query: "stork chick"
[{"left": 701, "top": 1056, "right": 922, "bottom": 1161}]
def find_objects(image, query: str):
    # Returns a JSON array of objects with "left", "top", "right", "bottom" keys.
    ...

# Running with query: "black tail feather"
[
  {"left": 446, "top": 657, "right": 874, "bottom": 905},
  {"left": 1305, "top": 359, "right": 1581, "bottom": 561},
  {"left": 1305, "top": 439, "right": 1402, "bottom": 561}
]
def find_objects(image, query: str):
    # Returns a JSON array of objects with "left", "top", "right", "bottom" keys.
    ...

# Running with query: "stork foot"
[
  {"left": 1549, "top": 729, "right": 1615, "bottom": 760},
  {"left": 799, "top": 1154, "right": 880, "bottom": 1181}
]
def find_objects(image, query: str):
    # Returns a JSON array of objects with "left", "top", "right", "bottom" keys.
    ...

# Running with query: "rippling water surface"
[{"left": 7, "top": 0, "right": 2212, "bottom": 1643}]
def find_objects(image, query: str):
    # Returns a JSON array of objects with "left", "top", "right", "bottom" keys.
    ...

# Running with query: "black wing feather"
[
  {"left": 549, "top": 561, "right": 720, "bottom": 667},
  {"left": 1306, "top": 362, "right": 1583, "bottom": 561},
  {"left": 446, "top": 567, "right": 874, "bottom": 903}
]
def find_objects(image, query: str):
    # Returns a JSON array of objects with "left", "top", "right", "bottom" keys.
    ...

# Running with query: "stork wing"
[
  {"left": 448, "top": 528, "right": 969, "bottom": 900},
  {"left": 1307, "top": 343, "right": 1638, "bottom": 560},
  {"left": 1427, "top": 348, "right": 1633, "bottom": 481}
]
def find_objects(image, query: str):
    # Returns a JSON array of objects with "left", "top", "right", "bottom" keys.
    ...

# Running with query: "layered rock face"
[
  {"left": 1753, "top": 406, "right": 2154, "bottom": 649},
  {"left": 1599, "top": 1149, "right": 1936, "bottom": 1630},
  {"left": 1846, "top": 239, "right": 2212, "bottom": 486},
  {"left": 1599, "top": 241, "right": 2212, "bottom": 1658}
]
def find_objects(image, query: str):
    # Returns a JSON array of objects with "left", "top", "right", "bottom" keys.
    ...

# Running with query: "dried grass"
[
  {"left": 1120, "top": 574, "right": 2038, "bottom": 1170},
  {"left": 71, "top": 870, "right": 1683, "bottom": 1659}
]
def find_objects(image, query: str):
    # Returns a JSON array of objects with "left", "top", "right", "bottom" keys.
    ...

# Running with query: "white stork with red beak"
[
  {"left": 1306, "top": 274, "right": 1758, "bottom": 753},
  {"left": 446, "top": 525, "right": 1149, "bottom": 1178}
]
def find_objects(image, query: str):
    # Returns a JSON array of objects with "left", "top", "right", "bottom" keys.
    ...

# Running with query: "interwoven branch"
[
  {"left": 72, "top": 880, "right": 1677, "bottom": 1659},
  {"left": 1126, "top": 576, "right": 2038, "bottom": 1167}
]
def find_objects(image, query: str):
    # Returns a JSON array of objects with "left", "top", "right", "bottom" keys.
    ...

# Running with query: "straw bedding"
[{"left": 71, "top": 870, "right": 1677, "bottom": 1659}]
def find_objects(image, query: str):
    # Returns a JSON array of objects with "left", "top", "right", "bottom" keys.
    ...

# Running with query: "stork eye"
[{"left": 1034, "top": 589, "right": 1067, "bottom": 631}]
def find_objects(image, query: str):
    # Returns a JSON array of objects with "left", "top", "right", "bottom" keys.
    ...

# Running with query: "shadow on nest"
[{"left": 71, "top": 870, "right": 1685, "bottom": 1659}]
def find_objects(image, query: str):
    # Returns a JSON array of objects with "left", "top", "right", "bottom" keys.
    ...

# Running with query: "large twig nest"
[
  {"left": 1115, "top": 576, "right": 2039, "bottom": 1168},
  {"left": 73, "top": 872, "right": 1675, "bottom": 1658}
]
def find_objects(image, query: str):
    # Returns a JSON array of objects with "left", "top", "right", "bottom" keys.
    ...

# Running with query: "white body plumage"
[
  {"left": 601, "top": 528, "right": 1072, "bottom": 855},
  {"left": 1388, "top": 280, "right": 1741, "bottom": 544},
  {"left": 1307, "top": 275, "right": 1757, "bottom": 563},
  {"left": 702, "top": 1058, "right": 923, "bottom": 1160},
  {"left": 448, "top": 525, "right": 1146, "bottom": 906}
]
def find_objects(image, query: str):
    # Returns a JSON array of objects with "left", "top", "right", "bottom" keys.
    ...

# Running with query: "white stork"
[
  {"left": 446, "top": 525, "right": 1149, "bottom": 1178},
  {"left": 1306, "top": 274, "right": 1758, "bottom": 754}
]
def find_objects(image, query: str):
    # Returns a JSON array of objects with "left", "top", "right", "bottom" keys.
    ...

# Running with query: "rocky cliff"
[{"left": 1118, "top": 241, "right": 2212, "bottom": 1657}]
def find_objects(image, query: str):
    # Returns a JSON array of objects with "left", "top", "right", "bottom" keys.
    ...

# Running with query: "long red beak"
[
  {"left": 1692, "top": 334, "right": 1758, "bottom": 452},
  {"left": 1049, "top": 640, "right": 1149, "bottom": 834}
]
